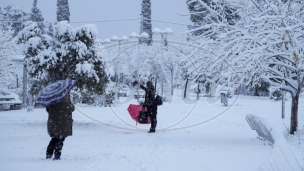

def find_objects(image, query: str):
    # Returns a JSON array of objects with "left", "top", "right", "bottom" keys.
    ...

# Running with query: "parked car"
[
  {"left": 0, "top": 94, "right": 22, "bottom": 111},
  {"left": 134, "top": 89, "right": 145, "bottom": 99},
  {"left": 118, "top": 88, "right": 130, "bottom": 97},
  {"left": 120, "top": 84, "right": 129, "bottom": 89}
]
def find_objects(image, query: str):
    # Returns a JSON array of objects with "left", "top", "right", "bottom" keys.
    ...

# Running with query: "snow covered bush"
[{"left": 17, "top": 21, "right": 109, "bottom": 96}]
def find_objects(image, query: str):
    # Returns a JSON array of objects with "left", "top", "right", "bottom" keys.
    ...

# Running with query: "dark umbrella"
[
  {"left": 127, "top": 104, "right": 151, "bottom": 124},
  {"left": 34, "top": 79, "right": 77, "bottom": 107}
]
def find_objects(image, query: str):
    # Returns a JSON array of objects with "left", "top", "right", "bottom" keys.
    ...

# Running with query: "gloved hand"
[{"left": 133, "top": 80, "right": 139, "bottom": 86}]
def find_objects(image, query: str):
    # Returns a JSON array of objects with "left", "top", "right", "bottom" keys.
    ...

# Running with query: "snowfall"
[{"left": 1, "top": 89, "right": 304, "bottom": 171}]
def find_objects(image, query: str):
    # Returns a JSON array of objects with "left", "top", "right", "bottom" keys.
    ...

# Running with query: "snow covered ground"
[{"left": 0, "top": 90, "right": 303, "bottom": 171}]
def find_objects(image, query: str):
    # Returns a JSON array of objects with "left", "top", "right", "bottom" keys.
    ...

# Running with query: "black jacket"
[
  {"left": 140, "top": 84, "right": 156, "bottom": 107},
  {"left": 46, "top": 99, "right": 75, "bottom": 137}
]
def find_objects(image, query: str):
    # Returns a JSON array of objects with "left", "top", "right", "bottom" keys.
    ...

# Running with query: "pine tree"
[
  {"left": 47, "top": 23, "right": 54, "bottom": 37},
  {"left": 57, "top": 0, "right": 70, "bottom": 22},
  {"left": 187, "top": 0, "right": 207, "bottom": 38},
  {"left": 140, "top": 0, "right": 152, "bottom": 45},
  {"left": 30, "top": 0, "right": 45, "bottom": 31}
]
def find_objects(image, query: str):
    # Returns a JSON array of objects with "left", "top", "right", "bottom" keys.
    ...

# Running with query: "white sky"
[{"left": 0, "top": 0, "right": 191, "bottom": 41}]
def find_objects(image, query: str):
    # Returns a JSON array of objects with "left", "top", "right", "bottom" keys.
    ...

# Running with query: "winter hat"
[{"left": 146, "top": 81, "right": 152, "bottom": 87}]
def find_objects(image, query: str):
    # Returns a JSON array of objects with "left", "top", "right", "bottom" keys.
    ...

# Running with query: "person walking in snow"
[
  {"left": 136, "top": 80, "right": 158, "bottom": 133},
  {"left": 46, "top": 94, "right": 75, "bottom": 160}
]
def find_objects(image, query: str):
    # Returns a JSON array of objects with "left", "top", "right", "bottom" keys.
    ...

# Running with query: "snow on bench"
[{"left": 246, "top": 114, "right": 302, "bottom": 171}]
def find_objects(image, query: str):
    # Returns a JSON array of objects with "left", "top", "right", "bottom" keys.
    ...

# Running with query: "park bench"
[
  {"left": 247, "top": 114, "right": 303, "bottom": 171},
  {"left": 246, "top": 114, "right": 274, "bottom": 146}
]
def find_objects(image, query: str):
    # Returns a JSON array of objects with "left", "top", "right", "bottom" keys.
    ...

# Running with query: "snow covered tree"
[
  {"left": 0, "top": 27, "right": 16, "bottom": 90},
  {"left": 161, "top": 49, "right": 183, "bottom": 96},
  {"left": 17, "top": 21, "right": 109, "bottom": 96},
  {"left": 72, "top": 24, "right": 109, "bottom": 94},
  {"left": 187, "top": 0, "right": 211, "bottom": 38},
  {"left": 1, "top": 5, "right": 30, "bottom": 37},
  {"left": 30, "top": 0, "right": 45, "bottom": 31},
  {"left": 186, "top": 0, "right": 240, "bottom": 40},
  {"left": 186, "top": 0, "right": 304, "bottom": 134},
  {"left": 57, "top": 0, "right": 70, "bottom": 22},
  {"left": 16, "top": 21, "right": 51, "bottom": 95},
  {"left": 253, "top": 1, "right": 304, "bottom": 134},
  {"left": 140, "top": 0, "right": 152, "bottom": 45},
  {"left": 225, "top": 0, "right": 304, "bottom": 134}
]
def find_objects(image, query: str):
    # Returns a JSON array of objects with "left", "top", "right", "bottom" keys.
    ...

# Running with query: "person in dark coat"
[
  {"left": 46, "top": 94, "right": 75, "bottom": 160},
  {"left": 136, "top": 81, "right": 158, "bottom": 133}
]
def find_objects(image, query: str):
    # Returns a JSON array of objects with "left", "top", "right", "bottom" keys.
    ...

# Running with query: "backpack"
[
  {"left": 154, "top": 94, "right": 163, "bottom": 106},
  {"left": 138, "top": 111, "right": 148, "bottom": 123}
]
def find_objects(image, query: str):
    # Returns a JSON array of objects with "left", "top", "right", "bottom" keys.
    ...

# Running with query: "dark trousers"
[
  {"left": 146, "top": 106, "right": 157, "bottom": 130},
  {"left": 46, "top": 136, "right": 66, "bottom": 159},
  {"left": 150, "top": 113, "right": 157, "bottom": 130}
]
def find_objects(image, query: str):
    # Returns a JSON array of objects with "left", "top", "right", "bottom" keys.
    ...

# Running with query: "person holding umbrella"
[
  {"left": 34, "top": 79, "right": 76, "bottom": 160},
  {"left": 45, "top": 94, "right": 74, "bottom": 160},
  {"left": 135, "top": 80, "right": 158, "bottom": 133}
]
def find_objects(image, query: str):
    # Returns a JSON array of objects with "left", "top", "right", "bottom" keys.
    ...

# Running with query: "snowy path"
[{"left": 0, "top": 94, "right": 292, "bottom": 171}]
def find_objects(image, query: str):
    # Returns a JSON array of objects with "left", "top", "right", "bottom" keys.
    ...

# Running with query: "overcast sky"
[{"left": 0, "top": 0, "right": 191, "bottom": 41}]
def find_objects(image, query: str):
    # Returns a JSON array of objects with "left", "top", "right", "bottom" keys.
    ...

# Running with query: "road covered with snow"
[{"left": 1, "top": 91, "right": 303, "bottom": 171}]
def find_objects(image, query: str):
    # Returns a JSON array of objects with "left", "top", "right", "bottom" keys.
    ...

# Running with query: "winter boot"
[
  {"left": 53, "top": 155, "right": 61, "bottom": 160},
  {"left": 54, "top": 148, "right": 62, "bottom": 160},
  {"left": 54, "top": 150, "right": 61, "bottom": 160},
  {"left": 46, "top": 147, "right": 54, "bottom": 159},
  {"left": 46, "top": 153, "right": 53, "bottom": 159},
  {"left": 148, "top": 128, "right": 155, "bottom": 133},
  {"left": 46, "top": 138, "right": 56, "bottom": 159},
  {"left": 53, "top": 139, "right": 64, "bottom": 160}
]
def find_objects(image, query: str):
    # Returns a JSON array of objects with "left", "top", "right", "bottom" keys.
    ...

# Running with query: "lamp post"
[
  {"left": 16, "top": 74, "right": 18, "bottom": 88},
  {"left": 111, "top": 35, "right": 129, "bottom": 52},
  {"left": 129, "top": 32, "right": 149, "bottom": 102},
  {"left": 111, "top": 35, "right": 128, "bottom": 100},
  {"left": 12, "top": 57, "right": 27, "bottom": 108},
  {"left": 152, "top": 27, "right": 173, "bottom": 98}
]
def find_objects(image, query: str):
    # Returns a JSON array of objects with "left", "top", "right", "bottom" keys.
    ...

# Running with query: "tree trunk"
[
  {"left": 161, "top": 82, "right": 163, "bottom": 97},
  {"left": 206, "top": 82, "right": 210, "bottom": 96},
  {"left": 197, "top": 82, "right": 200, "bottom": 100},
  {"left": 155, "top": 76, "right": 157, "bottom": 90},
  {"left": 254, "top": 85, "right": 258, "bottom": 96},
  {"left": 282, "top": 91, "right": 285, "bottom": 119},
  {"left": 184, "top": 78, "right": 189, "bottom": 98},
  {"left": 171, "top": 73, "right": 174, "bottom": 96},
  {"left": 290, "top": 94, "right": 299, "bottom": 134},
  {"left": 23, "top": 64, "right": 28, "bottom": 108},
  {"left": 121, "top": 73, "right": 124, "bottom": 85}
]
